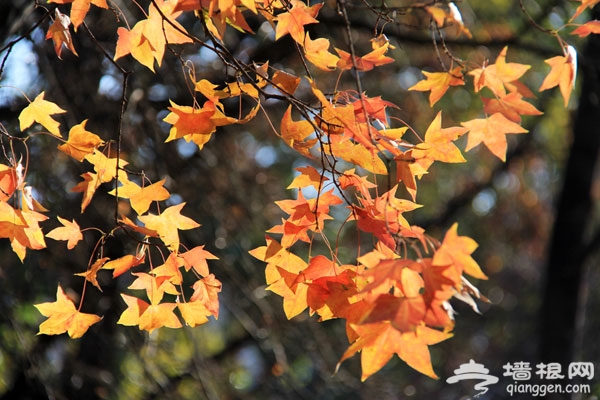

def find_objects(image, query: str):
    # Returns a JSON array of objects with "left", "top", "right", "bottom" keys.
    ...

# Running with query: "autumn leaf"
[
  {"left": 0, "top": 164, "right": 18, "bottom": 202},
  {"left": 539, "top": 46, "right": 578, "bottom": 106},
  {"left": 336, "top": 41, "right": 394, "bottom": 72},
  {"left": 432, "top": 223, "right": 487, "bottom": 280},
  {"left": 35, "top": 285, "right": 102, "bottom": 338},
  {"left": 469, "top": 46, "right": 531, "bottom": 97},
  {"left": 461, "top": 112, "right": 528, "bottom": 161},
  {"left": 150, "top": 253, "right": 184, "bottom": 285},
  {"left": 180, "top": 245, "right": 219, "bottom": 277},
  {"left": 163, "top": 101, "right": 217, "bottom": 149},
  {"left": 58, "top": 120, "right": 105, "bottom": 161},
  {"left": 85, "top": 150, "right": 128, "bottom": 183},
  {"left": 482, "top": 91, "right": 543, "bottom": 123},
  {"left": 48, "top": 0, "right": 109, "bottom": 30},
  {"left": 409, "top": 67, "right": 465, "bottom": 106},
  {"left": 303, "top": 33, "right": 340, "bottom": 71},
  {"left": 108, "top": 177, "right": 170, "bottom": 215},
  {"left": 411, "top": 111, "right": 467, "bottom": 171},
  {"left": 19, "top": 92, "right": 66, "bottom": 137},
  {"left": 74, "top": 257, "right": 109, "bottom": 291},
  {"left": 280, "top": 106, "right": 317, "bottom": 157},
  {"left": 46, "top": 216, "right": 83, "bottom": 249},
  {"left": 190, "top": 273, "right": 222, "bottom": 318},
  {"left": 113, "top": 0, "right": 192, "bottom": 71},
  {"left": 178, "top": 300, "right": 211, "bottom": 327},
  {"left": 337, "top": 322, "right": 451, "bottom": 380},
  {"left": 128, "top": 272, "right": 179, "bottom": 305},
  {"left": 271, "top": 69, "right": 302, "bottom": 94},
  {"left": 572, "top": 20, "right": 600, "bottom": 37},
  {"left": 287, "top": 165, "right": 327, "bottom": 190},
  {"left": 571, "top": 0, "right": 600, "bottom": 20},
  {"left": 275, "top": 0, "right": 322, "bottom": 43},
  {"left": 0, "top": 207, "right": 48, "bottom": 262},
  {"left": 102, "top": 253, "right": 146, "bottom": 278},
  {"left": 117, "top": 294, "right": 182, "bottom": 332},
  {"left": 71, "top": 172, "right": 100, "bottom": 212},
  {"left": 138, "top": 203, "right": 200, "bottom": 251},
  {"left": 46, "top": 9, "right": 78, "bottom": 59}
]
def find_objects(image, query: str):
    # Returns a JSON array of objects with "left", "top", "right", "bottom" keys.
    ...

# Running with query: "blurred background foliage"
[{"left": 0, "top": 0, "right": 599, "bottom": 398}]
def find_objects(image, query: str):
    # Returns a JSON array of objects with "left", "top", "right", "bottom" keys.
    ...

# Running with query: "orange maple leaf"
[
  {"left": 74, "top": 257, "right": 109, "bottom": 291},
  {"left": 35, "top": 285, "right": 102, "bottom": 338},
  {"left": 275, "top": 0, "right": 322, "bottom": 43},
  {"left": 178, "top": 300, "right": 212, "bottom": 327},
  {"left": 46, "top": 216, "right": 83, "bottom": 249},
  {"left": 190, "top": 273, "right": 222, "bottom": 318},
  {"left": 432, "top": 223, "right": 487, "bottom": 280},
  {"left": 71, "top": 172, "right": 100, "bottom": 212},
  {"left": 482, "top": 91, "right": 543, "bottom": 123},
  {"left": 0, "top": 164, "right": 18, "bottom": 202},
  {"left": 280, "top": 106, "right": 317, "bottom": 157},
  {"left": 461, "top": 112, "right": 528, "bottom": 161},
  {"left": 287, "top": 165, "right": 327, "bottom": 190},
  {"left": 0, "top": 207, "right": 48, "bottom": 261},
  {"left": 109, "top": 177, "right": 170, "bottom": 215},
  {"left": 411, "top": 111, "right": 467, "bottom": 172},
  {"left": 469, "top": 46, "right": 531, "bottom": 97},
  {"left": 138, "top": 203, "right": 200, "bottom": 251},
  {"left": 335, "top": 39, "right": 394, "bottom": 72},
  {"left": 128, "top": 272, "right": 179, "bottom": 305},
  {"left": 85, "top": 150, "right": 128, "bottom": 183},
  {"left": 271, "top": 69, "right": 302, "bottom": 94},
  {"left": 48, "top": 0, "right": 108, "bottom": 30},
  {"left": 163, "top": 101, "right": 218, "bottom": 149},
  {"left": 572, "top": 20, "right": 600, "bottom": 37},
  {"left": 58, "top": 120, "right": 105, "bottom": 161},
  {"left": 337, "top": 322, "right": 451, "bottom": 380},
  {"left": 180, "top": 245, "right": 219, "bottom": 277},
  {"left": 303, "top": 33, "right": 340, "bottom": 71},
  {"left": 113, "top": 0, "right": 192, "bottom": 71},
  {"left": 102, "top": 253, "right": 146, "bottom": 277},
  {"left": 571, "top": 0, "right": 600, "bottom": 20},
  {"left": 539, "top": 46, "right": 577, "bottom": 106},
  {"left": 150, "top": 253, "right": 184, "bottom": 285},
  {"left": 45, "top": 9, "right": 78, "bottom": 59},
  {"left": 409, "top": 67, "right": 465, "bottom": 106},
  {"left": 19, "top": 92, "right": 66, "bottom": 137},
  {"left": 117, "top": 294, "right": 182, "bottom": 332}
]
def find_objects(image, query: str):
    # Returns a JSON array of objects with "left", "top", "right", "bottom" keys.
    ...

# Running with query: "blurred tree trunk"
[{"left": 540, "top": 6, "right": 600, "bottom": 369}]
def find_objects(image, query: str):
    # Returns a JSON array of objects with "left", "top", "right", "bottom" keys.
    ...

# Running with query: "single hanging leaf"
[
  {"left": 539, "top": 46, "right": 578, "bottom": 106},
  {"left": 180, "top": 245, "right": 219, "bottom": 277},
  {"left": 411, "top": 111, "right": 467, "bottom": 172},
  {"left": 117, "top": 294, "right": 182, "bottom": 332},
  {"left": 280, "top": 106, "right": 317, "bottom": 157},
  {"left": 150, "top": 253, "right": 184, "bottom": 285},
  {"left": 571, "top": 0, "right": 600, "bottom": 20},
  {"left": 409, "top": 67, "right": 465, "bottom": 106},
  {"left": 138, "top": 203, "right": 200, "bottom": 251},
  {"left": 58, "top": 120, "right": 105, "bottom": 161},
  {"left": 74, "top": 257, "right": 109, "bottom": 291},
  {"left": 71, "top": 172, "right": 100, "bottom": 212},
  {"left": 482, "top": 91, "right": 543, "bottom": 123},
  {"left": 190, "top": 273, "right": 222, "bottom": 318},
  {"left": 108, "top": 177, "right": 170, "bottom": 215},
  {"left": 102, "top": 253, "right": 146, "bottom": 278},
  {"left": 46, "top": 8, "right": 78, "bottom": 59},
  {"left": 48, "top": 0, "right": 109, "bottom": 30},
  {"left": 19, "top": 92, "right": 66, "bottom": 137},
  {"left": 34, "top": 285, "right": 102, "bottom": 338},
  {"left": 163, "top": 101, "right": 218, "bottom": 149},
  {"left": 46, "top": 216, "right": 83, "bottom": 249},
  {"left": 469, "top": 46, "right": 531, "bottom": 97},
  {"left": 0, "top": 164, "right": 18, "bottom": 202},
  {"left": 432, "top": 222, "right": 487, "bottom": 280},
  {"left": 303, "top": 33, "right": 340, "bottom": 71},
  {"left": 275, "top": 0, "right": 322, "bottom": 43},
  {"left": 461, "top": 112, "right": 528, "bottom": 161},
  {"left": 572, "top": 20, "right": 600, "bottom": 37}
]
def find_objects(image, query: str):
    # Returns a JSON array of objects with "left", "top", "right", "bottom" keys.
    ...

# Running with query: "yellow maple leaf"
[
  {"left": 58, "top": 120, "right": 105, "bottom": 161},
  {"left": 35, "top": 285, "right": 102, "bottom": 338},
  {"left": 46, "top": 216, "right": 83, "bottom": 249},
  {"left": 19, "top": 92, "right": 66, "bottom": 137}
]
